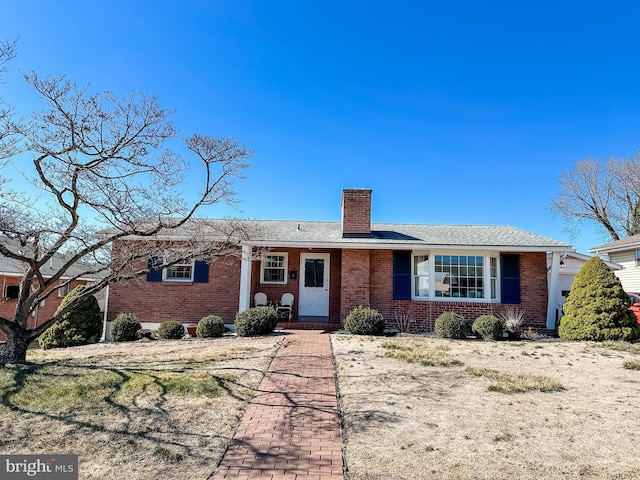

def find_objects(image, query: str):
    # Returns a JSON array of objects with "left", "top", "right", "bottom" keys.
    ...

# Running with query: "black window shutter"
[
  {"left": 393, "top": 251, "right": 412, "bottom": 300},
  {"left": 500, "top": 254, "right": 521, "bottom": 304},
  {"left": 146, "top": 257, "right": 162, "bottom": 282},
  {"left": 193, "top": 261, "right": 209, "bottom": 283}
]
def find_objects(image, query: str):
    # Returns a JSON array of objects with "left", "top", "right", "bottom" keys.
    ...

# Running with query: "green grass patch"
[
  {"left": 493, "top": 432, "right": 513, "bottom": 442},
  {"left": 381, "top": 341, "right": 463, "bottom": 367},
  {"left": 2, "top": 361, "right": 237, "bottom": 414},
  {"left": 153, "top": 446, "right": 184, "bottom": 463},
  {"left": 465, "top": 366, "right": 564, "bottom": 393},
  {"left": 622, "top": 359, "right": 640, "bottom": 370}
]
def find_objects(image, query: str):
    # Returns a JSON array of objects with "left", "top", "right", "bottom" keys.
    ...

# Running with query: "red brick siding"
[
  {"left": 341, "top": 189, "right": 372, "bottom": 234},
  {"left": 340, "top": 249, "right": 371, "bottom": 318},
  {"left": 107, "top": 256, "right": 241, "bottom": 324},
  {"left": 369, "top": 250, "right": 549, "bottom": 331}
]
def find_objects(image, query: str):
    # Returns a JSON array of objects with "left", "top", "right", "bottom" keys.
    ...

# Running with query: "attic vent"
[{"left": 5, "top": 285, "right": 19, "bottom": 299}]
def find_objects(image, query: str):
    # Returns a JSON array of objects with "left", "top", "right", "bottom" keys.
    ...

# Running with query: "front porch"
[{"left": 276, "top": 317, "right": 341, "bottom": 331}]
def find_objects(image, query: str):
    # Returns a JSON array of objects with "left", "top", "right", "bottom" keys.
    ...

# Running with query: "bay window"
[
  {"left": 434, "top": 255, "right": 484, "bottom": 298},
  {"left": 407, "top": 251, "right": 502, "bottom": 301}
]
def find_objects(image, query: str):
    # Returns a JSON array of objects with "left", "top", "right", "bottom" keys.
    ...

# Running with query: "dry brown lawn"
[
  {"left": 332, "top": 334, "right": 640, "bottom": 480},
  {"left": 0, "top": 336, "right": 282, "bottom": 480}
]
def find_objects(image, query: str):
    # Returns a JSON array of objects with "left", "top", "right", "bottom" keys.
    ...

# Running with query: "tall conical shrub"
[
  {"left": 39, "top": 285, "right": 103, "bottom": 349},
  {"left": 558, "top": 256, "right": 640, "bottom": 341}
]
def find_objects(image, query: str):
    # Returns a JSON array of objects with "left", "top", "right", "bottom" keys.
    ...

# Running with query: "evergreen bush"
[
  {"left": 343, "top": 306, "right": 386, "bottom": 335},
  {"left": 110, "top": 313, "right": 141, "bottom": 342},
  {"left": 558, "top": 256, "right": 640, "bottom": 341},
  {"left": 39, "top": 285, "right": 103, "bottom": 350},
  {"left": 472, "top": 315, "right": 503, "bottom": 340},
  {"left": 196, "top": 315, "right": 225, "bottom": 338},
  {"left": 235, "top": 306, "right": 278, "bottom": 337},
  {"left": 158, "top": 320, "right": 185, "bottom": 339},
  {"left": 434, "top": 312, "right": 468, "bottom": 339}
]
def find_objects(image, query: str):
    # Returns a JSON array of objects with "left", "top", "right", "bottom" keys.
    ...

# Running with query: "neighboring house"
[
  {"left": 591, "top": 235, "right": 640, "bottom": 292},
  {"left": 546, "top": 251, "right": 621, "bottom": 321},
  {"left": 107, "top": 189, "right": 572, "bottom": 333},
  {"left": 0, "top": 247, "right": 101, "bottom": 335}
]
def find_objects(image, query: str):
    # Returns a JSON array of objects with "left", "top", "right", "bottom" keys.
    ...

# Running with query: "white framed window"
[
  {"left": 413, "top": 254, "right": 430, "bottom": 298},
  {"left": 490, "top": 257, "right": 498, "bottom": 299},
  {"left": 434, "top": 255, "right": 484, "bottom": 298},
  {"left": 163, "top": 260, "right": 195, "bottom": 282},
  {"left": 261, "top": 253, "right": 288, "bottom": 284},
  {"left": 58, "top": 280, "right": 70, "bottom": 298},
  {"left": 411, "top": 251, "right": 497, "bottom": 301},
  {"left": 636, "top": 249, "right": 640, "bottom": 268}
]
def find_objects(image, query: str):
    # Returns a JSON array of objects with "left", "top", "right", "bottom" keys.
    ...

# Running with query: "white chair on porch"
[
  {"left": 254, "top": 292, "right": 268, "bottom": 307},
  {"left": 276, "top": 293, "right": 294, "bottom": 321}
]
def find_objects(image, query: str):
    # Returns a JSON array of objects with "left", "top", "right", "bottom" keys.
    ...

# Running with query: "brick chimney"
[{"left": 341, "top": 188, "right": 372, "bottom": 236}]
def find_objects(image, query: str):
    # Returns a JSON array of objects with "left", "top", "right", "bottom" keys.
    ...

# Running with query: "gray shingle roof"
[
  {"left": 117, "top": 218, "right": 571, "bottom": 252},
  {"left": 253, "top": 221, "right": 570, "bottom": 250},
  {"left": 590, "top": 234, "right": 640, "bottom": 253},
  {"left": 0, "top": 239, "right": 98, "bottom": 279}
]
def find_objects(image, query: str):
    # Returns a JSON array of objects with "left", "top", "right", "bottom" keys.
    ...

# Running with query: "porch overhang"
[{"left": 242, "top": 240, "right": 572, "bottom": 253}]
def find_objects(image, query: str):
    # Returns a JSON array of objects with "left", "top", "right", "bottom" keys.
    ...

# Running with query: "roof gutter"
[{"left": 244, "top": 240, "right": 573, "bottom": 253}]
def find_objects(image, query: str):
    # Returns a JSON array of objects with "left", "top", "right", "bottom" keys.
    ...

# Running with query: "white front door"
[{"left": 299, "top": 253, "right": 330, "bottom": 317}]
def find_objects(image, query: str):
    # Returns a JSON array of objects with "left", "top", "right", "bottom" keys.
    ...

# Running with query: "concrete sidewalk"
[{"left": 212, "top": 330, "right": 344, "bottom": 480}]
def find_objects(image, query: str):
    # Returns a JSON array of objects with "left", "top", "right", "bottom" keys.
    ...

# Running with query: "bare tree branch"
[
  {"left": 0, "top": 60, "right": 255, "bottom": 363},
  {"left": 550, "top": 156, "right": 640, "bottom": 242}
]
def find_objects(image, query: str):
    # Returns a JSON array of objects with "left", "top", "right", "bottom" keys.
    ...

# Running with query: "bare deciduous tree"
[
  {"left": 0, "top": 55, "right": 254, "bottom": 363},
  {"left": 551, "top": 156, "right": 640, "bottom": 241}
]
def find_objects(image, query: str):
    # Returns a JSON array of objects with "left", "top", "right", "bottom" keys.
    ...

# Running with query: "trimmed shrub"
[
  {"left": 344, "top": 306, "right": 386, "bottom": 335},
  {"left": 434, "top": 312, "right": 468, "bottom": 339},
  {"left": 110, "top": 313, "right": 141, "bottom": 342},
  {"left": 235, "top": 306, "right": 278, "bottom": 337},
  {"left": 196, "top": 315, "right": 225, "bottom": 338},
  {"left": 158, "top": 320, "right": 185, "bottom": 339},
  {"left": 472, "top": 315, "right": 503, "bottom": 341},
  {"left": 136, "top": 329, "right": 156, "bottom": 340},
  {"left": 39, "top": 285, "right": 103, "bottom": 350},
  {"left": 559, "top": 256, "right": 640, "bottom": 341}
]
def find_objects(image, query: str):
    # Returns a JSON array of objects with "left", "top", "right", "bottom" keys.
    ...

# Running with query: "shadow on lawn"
[{"left": 0, "top": 343, "right": 277, "bottom": 463}]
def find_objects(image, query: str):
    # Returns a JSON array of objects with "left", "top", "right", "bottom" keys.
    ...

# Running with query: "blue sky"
[{"left": 2, "top": 1, "right": 640, "bottom": 253}]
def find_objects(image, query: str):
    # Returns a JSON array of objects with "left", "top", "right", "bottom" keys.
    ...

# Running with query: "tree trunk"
[{"left": 0, "top": 329, "right": 31, "bottom": 364}]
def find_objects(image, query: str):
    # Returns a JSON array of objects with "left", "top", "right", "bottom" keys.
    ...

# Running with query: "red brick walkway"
[{"left": 212, "top": 330, "right": 344, "bottom": 480}]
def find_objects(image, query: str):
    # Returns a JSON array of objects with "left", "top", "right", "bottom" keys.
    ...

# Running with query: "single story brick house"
[{"left": 106, "top": 189, "right": 572, "bottom": 333}]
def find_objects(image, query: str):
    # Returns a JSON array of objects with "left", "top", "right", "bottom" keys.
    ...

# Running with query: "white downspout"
[
  {"left": 238, "top": 245, "right": 252, "bottom": 312},
  {"left": 547, "top": 251, "right": 561, "bottom": 330},
  {"left": 101, "top": 284, "right": 110, "bottom": 342}
]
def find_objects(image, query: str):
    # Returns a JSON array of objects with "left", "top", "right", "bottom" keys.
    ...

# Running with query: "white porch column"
[
  {"left": 238, "top": 244, "right": 252, "bottom": 312},
  {"left": 547, "top": 251, "right": 561, "bottom": 330}
]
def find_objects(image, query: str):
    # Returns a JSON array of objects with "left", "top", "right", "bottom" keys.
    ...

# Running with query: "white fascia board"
[
  {"left": 244, "top": 240, "right": 573, "bottom": 253},
  {"left": 590, "top": 243, "right": 640, "bottom": 254}
]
